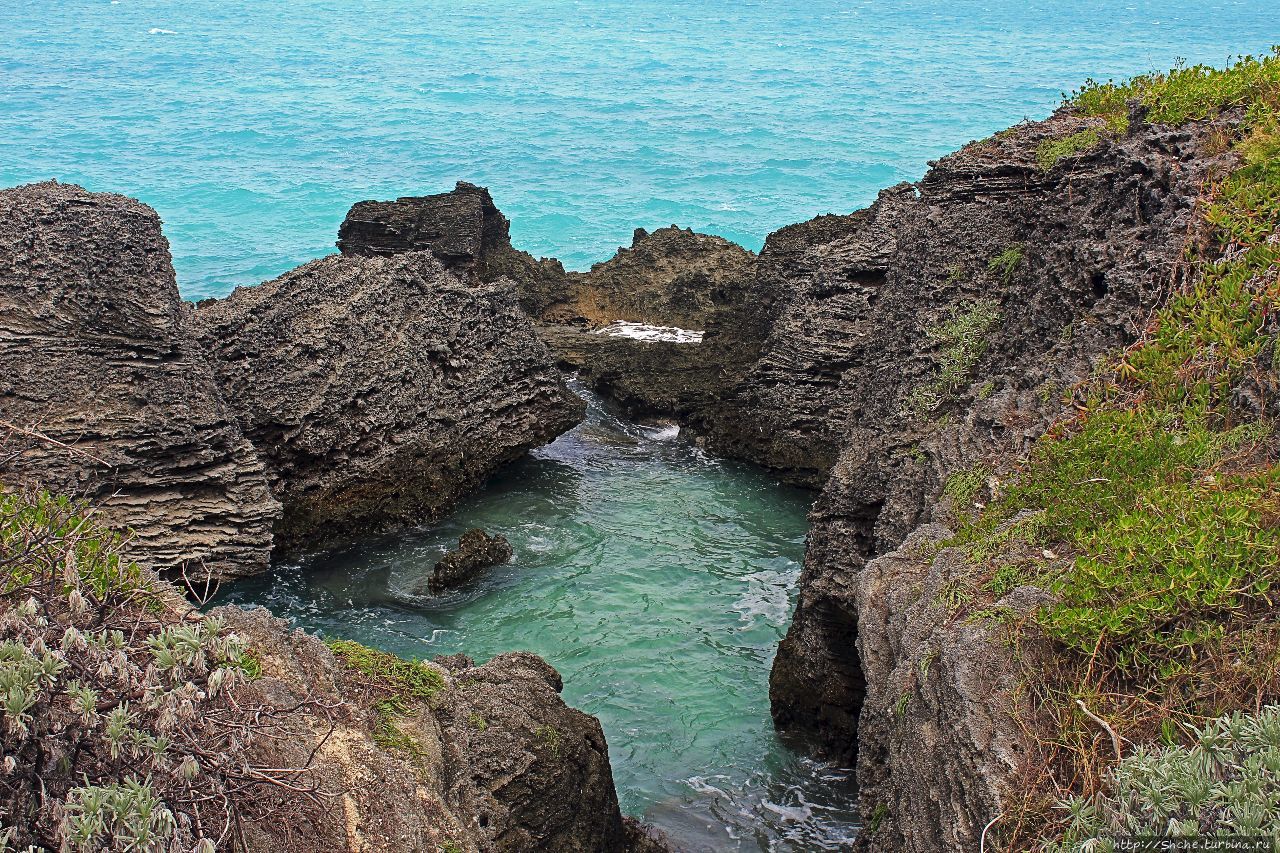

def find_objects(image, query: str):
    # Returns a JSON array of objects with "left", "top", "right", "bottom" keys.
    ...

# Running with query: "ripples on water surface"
[
  {"left": 1, "top": 0, "right": 1275, "bottom": 298},
  {"left": 215, "top": 387, "right": 856, "bottom": 850}
]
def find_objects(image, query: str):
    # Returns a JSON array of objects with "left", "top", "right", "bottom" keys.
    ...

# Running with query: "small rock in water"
[{"left": 428, "top": 529, "right": 514, "bottom": 593}]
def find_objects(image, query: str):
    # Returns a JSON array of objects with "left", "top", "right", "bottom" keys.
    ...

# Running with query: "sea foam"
[{"left": 594, "top": 322, "right": 703, "bottom": 344}]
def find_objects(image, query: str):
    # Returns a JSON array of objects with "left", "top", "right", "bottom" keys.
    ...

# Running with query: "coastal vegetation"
[
  {"left": 942, "top": 49, "right": 1280, "bottom": 848},
  {"left": 906, "top": 299, "right": 1003, "bottom": 418},
  {"left": 0, "top": 489, "right": 263, "bottom": 851}
]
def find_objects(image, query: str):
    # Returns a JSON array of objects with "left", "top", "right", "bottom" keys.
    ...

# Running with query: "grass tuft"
[
  {"left": 906, "top": 299, "right": 1002, "bottom": 418},
  {"left": 326, "top": 639, "right": 444, "bottom": 701},
  {"left": 1037, "top": 129, "right": 1102, "bottom": 171}
]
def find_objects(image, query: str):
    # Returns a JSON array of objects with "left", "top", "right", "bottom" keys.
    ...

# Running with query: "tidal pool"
[{"left": 214, "top": 384, "right": 858, "bottom": 850}]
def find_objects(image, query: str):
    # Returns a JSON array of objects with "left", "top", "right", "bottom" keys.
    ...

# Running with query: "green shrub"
[
  {"left": 1037, "top": 129, "right": 1102, "bottom": 171},
  {"left": 0, "top": 487, "right": 262, "bottom": 851},
  {"left": 987, "top": 245, "right": 1024, "bottom": 283},
  {"left": 943, "top": 466, "right": 990, "bottom": 508},
  {"left": 1048, "top": 707, "right": 1280, "bottom": 848},
  {"left": 961, "top": 411, "right": 1277, "bottom": 672},
  {"left": 1070, "top": 48, "right": 1280, "bottom": 127}
]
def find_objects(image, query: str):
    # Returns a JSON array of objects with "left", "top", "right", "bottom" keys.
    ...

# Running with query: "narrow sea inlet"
[{"left": 213, "top": 383, "right": 858, "bottom": 851}]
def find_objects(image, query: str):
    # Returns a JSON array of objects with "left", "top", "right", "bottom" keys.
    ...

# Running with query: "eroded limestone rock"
[
  {"left": 0, "top": 181, "right": 279, "bottom": 579},
  {"left": 191, "top": 251, "right": 584, "bottom": 553}
]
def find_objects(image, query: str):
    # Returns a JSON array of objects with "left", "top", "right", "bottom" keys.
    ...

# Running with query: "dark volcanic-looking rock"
[
  {"left": 549, "top": 226, "right": 759, "bottom": 328},
  {"left": 337, "top": 182, "right": 569, "bottom": 316},
  {"left": 428, "top": 528, "right": 514, "bottom": 592},
  {"left": 338, "top": 186, "right": 777, "bottom": 426},
  {"left": 0, "top": 181, "right": 279, "bottom": 579},
  {"left": 191, "top": 251, "right": 584, "bottom": 552},
  {"left": 701, "top": 195, "right": 913, "bottom": 486}
]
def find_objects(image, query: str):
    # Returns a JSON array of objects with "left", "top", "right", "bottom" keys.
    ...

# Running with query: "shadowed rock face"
[
  {"left": 337, "top": 182, "right": 569, "bottom": 317},
  {"left": 739, "top": 113, "right": 1237, "bottom": 851},
  {"left": 191, "top": 251, "right": 584, "bottom": 553},
  {"left": 0, "top": 181, "right": 280, "bottom": 579},
  {"left": 222, "top": 607, "right": 652, "bottom": 853},
  {"left": 535, "top": 226, "right": 772, "bottom": 425}
]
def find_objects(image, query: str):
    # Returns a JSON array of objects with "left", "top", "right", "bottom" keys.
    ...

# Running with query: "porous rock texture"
[
  {"left": 848, "top": 524, "right": 1054, "bottom": 852},
  {"left": 337, "top": 181, "right": 569, "bottom": 317},
  {"left": 535, "top": 226, "right": 771, "bottom": 423},
  {"left": 221, "top": 606, "right": 655, "bottom": 853},
  {"left": 427, "top": 528, "right": 514, "bottom": 593},
  {"left": 0, "top": 181, "right": 280, "bottom": 579},
  {"left": 746, "top": 111, "right": 1238, "bottom": 851},
  {"left": 191, "top": 251, "right": 584, "bottom": 553},
  {"left": 337, "top": 187, "right": 773, "bottom": 425}
]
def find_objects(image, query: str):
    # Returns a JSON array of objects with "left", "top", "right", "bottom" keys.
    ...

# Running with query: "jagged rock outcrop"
[
  {"left": 701, "top": 197, "right": 913, "bottom": 486},
  {"left": 337, "top": 189, "right": 774, "bottom": 424},
  {"left": 0, "top": 181, "right": 280, "bottom": 579},
  {"left": 191, "top": 251, "right": 584, "bottom": 553},
  {"left": 749, "top": 112, "right": 1238, "bottom": 849},
  {"left": 545, "top": 226, "right": 759, "bottom": 327},
  {"left": 536, "top": 227, "right": 772, "bottom": 423},
  {"left": 427, "top": 528, "right": 514, "bottom": 593},
  {"left": 219, "top": 606, "right": 656, "bottom": 853},
  {"left": 337, "top": 182, "right": 569, "bottom": 317},
  {"left": 441, "top": 652, "right": 634, "bottom": 851}
]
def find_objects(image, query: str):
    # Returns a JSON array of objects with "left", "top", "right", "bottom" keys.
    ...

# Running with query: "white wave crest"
[
  {"left": 594, "top": 321, "right": 703, "bottom": 344},
  {"left": 640, "top": 422, "right": 680, "bottom": 441}
]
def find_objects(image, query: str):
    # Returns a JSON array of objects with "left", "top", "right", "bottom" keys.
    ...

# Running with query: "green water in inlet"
[{"left": 214, "top": 384, "right": 858, "bottom": 850}]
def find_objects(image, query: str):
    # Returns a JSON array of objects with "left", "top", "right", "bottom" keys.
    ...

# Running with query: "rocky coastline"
[{"left": 3, "top": 58, "right": 1277, "bottom": 852}]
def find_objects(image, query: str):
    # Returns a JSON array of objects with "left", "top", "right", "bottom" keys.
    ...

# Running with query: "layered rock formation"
[
  {"left": 743, "top": 112, "right": 1236, "bottom": 850},
  {"left": 338, "top": 187, "right": 773, "bottom": 425},
  {"left": 536, "top": 226, "right": 771, "bottom": 423},
  {"left": 191, "top": 251, "right": 584, "bottom": 553},
  {"left": 0, "top": 181, "right": 280, "bottom": 579},
  {"left": 224, "top": 607, "right": 654, "bottom": 853}
]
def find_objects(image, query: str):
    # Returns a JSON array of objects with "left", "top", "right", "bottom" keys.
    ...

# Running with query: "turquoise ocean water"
[
  {"left": 6, "top": 2, "right": 1276, "bottom": 849},
  {"left": 214, "top": 388, "right": 845, "bottom": 850},
  {"left": 2, "top": 1, "right": 1274, "bottom": 299}
]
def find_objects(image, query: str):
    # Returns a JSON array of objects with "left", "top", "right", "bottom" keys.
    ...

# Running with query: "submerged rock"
[
  {"left": 191, "top": 251, "right": 584, "bottom": 553},
  {"left": 428, "top": 528, "right": 514, "bottom": 593},
  {"left": 0, "top": 181, "right": 280, "bottom": 579}
]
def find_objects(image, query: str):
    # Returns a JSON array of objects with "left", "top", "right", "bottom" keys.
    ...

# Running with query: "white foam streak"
[{"left": 594, "top": 321, "right": 703, "bottom": 344}]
